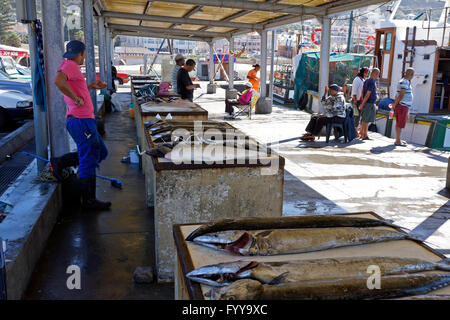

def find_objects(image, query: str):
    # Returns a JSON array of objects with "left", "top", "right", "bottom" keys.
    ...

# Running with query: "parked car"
[
  {"left": 0, "top": 71, "right": 32, "bottom": 96},
  {"left": 0, "top": 56, "right": 30, "bottom": 79},
  {"left": 96, "top": 72, "right": 129, "bottom": 84},
  {"left": 0, "top": 89, "right": 33, "bottom": 128}
]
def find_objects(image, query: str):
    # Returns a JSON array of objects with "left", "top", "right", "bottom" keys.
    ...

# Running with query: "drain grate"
[{"left": 0, "top": 141, "right": 35, "bottom": 198}]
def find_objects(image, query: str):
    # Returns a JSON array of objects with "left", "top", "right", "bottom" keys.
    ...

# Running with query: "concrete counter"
[{"left": 143, "top": 120, "right": 284, "bottom": 282}]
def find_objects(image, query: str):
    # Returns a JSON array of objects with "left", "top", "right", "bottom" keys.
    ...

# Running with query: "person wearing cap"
[
  {"left": 247, "top": 64, "right": 261, "bottom": 92},
  {"left": 52, "top": 40, "right": 111, "bottom": 211},
  {"left": 225, "top": 82, "right": 253, "bottom": 116},
  {"left": 300, "top": 84, "right": 346, "bottom": 141},
  {"left": 171, "top": 54, "right": 185, "bottom": 93},
  {"left": 177, "top": 59, "right": 200, "bottom": 102}
]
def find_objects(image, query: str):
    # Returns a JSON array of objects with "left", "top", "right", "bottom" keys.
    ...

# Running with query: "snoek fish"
[
  {"left": 211, "top": 273, "right": 450, "bottom": 300},
  {"left": 192, "top": 227, "right": 410, "bottom": 256},
  {"left": 187, "top": 257, "right": 450, "bottom": 287},
  {"left": 186, "top": 215, "right": 400, "bottom": 241}
]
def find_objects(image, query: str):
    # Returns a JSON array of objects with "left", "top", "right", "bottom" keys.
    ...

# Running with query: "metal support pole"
[
  {"left": 83, "top": 0, "right": 97, "bottom": 113},
  {"left": 209, "top": 41, "right": 215, "bottom": 83},
  {"left": 27, "top": 0, "right": 48, "bottom": 171},
  {"left": 97, "top": 16, "right": 106, "bottom": 94},
  {"left": 269, "top": 29, "right": 276, "bottom": 102},
  {"left": 105, "top": 28, "right": 113, "bottom": 92},
  {"left": 260, "top": 30, "right": 268, "bottom": 98},
  {"left": 228, "top": 37, "right": 234, "bottom": 89},
  {"left": 42, "top": 0, "right": 69, "bottom": 157},
  {"left": 319, "top": 16, "right": 331, "bottom": 101},
  {"left": 346, "top": 11, "right": 353, "bottom": 53}
]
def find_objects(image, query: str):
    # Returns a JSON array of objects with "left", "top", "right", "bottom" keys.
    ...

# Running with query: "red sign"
[{"left": 0, "top": 50, "right": 28, "bottom": 57}]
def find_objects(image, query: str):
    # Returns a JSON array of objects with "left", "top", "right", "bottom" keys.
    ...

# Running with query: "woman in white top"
[{"left": 351, "top": 67, "right": 369, "bottom": 135}]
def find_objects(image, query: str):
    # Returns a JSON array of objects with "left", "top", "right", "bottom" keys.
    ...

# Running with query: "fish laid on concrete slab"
[
  {"left": 211, "top": 274, "right": 450, "bottom": 300},
  {"left": 185, "top": 215, "right": 401, "bottom": 241},
  {"left": 192, "top": 227, "right": 410, "bottom": 256},
  {"left": 187, "top": 257, "right": 450, "bottom": 287}
]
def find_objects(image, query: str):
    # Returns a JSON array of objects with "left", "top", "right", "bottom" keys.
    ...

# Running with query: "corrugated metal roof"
[{"left": 102, "top": 0, "right": 388, "bottom": 41}]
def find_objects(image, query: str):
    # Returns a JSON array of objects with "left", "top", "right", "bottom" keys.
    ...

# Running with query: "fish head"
[
  {"left": 186, "top": 261, "right": 259, "bottom": 287},
  {"left": 193, "top": 231, "right": 254, "bottom": 255},
  {"left": 213, "top": 279, "right": 263, "bottom": 300}
]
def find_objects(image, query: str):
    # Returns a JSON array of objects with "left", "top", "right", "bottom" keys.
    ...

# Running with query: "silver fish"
[
  {"left": 187, "top": 257, "right": 450, "bottom": 287},
  {"left": 212, "top": 273, "right": 450, "bottom": 300},
  {"left": 193, "top": 227, "right": 410, "bottom": 256}
]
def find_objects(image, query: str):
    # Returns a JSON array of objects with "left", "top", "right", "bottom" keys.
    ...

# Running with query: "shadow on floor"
[{"left": 283, "top": 171, "right": 347, "bottom": 216}]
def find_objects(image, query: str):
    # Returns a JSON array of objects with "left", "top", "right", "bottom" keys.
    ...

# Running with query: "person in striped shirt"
[{"left": 392, "top": 68, "right": 414, "bottom": 147}]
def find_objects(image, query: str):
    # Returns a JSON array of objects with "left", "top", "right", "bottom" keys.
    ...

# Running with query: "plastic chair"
[
  {"left": 230, "top": 89, "right": 259, "bottom": 120},
  {"left": 326, "top": 120, "right": 347, "bottom": 143}
]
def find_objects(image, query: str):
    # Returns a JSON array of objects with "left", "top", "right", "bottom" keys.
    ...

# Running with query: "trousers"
[{"left": 66, "top": 117, "right": 108, "bottom": 179}]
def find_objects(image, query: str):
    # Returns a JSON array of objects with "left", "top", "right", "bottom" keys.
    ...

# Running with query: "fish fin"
[
  {"left": 437, "top": 258, "right": 450, "bottom": 271},
  {"left": 268, "top": 272, "right": 289, "bottom": 285}
]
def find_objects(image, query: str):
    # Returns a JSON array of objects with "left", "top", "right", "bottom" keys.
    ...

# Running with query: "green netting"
[{"left": 294, "top": 52, "right": 374, "bottom": 107}]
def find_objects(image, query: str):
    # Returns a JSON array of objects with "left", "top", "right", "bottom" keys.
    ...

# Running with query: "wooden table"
[
  {"left": 145, "top": 120, "right": 285, "bottom": 282},
  {"left": 173, "top": 212, "right": 450, "bottom": 300}
]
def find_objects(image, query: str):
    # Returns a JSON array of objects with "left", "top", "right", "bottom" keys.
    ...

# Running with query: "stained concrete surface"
[{"left": 25, "top": 94, "right": 173, "bottom": 299}]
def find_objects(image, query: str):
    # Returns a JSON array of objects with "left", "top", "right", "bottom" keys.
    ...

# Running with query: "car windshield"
[{"left": 1, "top": 56, "right": 18, "bottom": 75}]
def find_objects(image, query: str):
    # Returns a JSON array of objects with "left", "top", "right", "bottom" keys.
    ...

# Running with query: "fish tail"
[{"left": 436, "top": 258, "right": 450, "bottom": 271}]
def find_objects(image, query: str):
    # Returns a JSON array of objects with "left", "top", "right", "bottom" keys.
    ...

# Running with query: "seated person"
[
  {"left": 300, "top": 84, "right": 346, "bottom": 141},
  {"left": 225, "top": 82, "right": 253, "bottom": 115}
]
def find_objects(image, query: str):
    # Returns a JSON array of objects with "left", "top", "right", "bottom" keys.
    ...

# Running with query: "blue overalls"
[{"left": 66, "top": 117, "right": 108, "bottom": 179}]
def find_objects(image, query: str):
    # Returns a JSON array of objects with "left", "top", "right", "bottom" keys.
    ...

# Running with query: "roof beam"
[
  {"left": 169, "top": 5, "right": 202, "bottom": 29},
  {"left": 112, "top": 30, "right": 211, "bottom": 43},
  {"left": 140, "top": 1, "right": 153, "bottom": 26},
  {"left": 149, "top": 0, "right": 319, "bottom": 15},
  {"left": 109, "top": 23, "right": 231, "bottom": 38},
  {"left": 102, "top": 10, "right": 260, "bottom": 30},
  {"left": 138, "top": 0, "right": 388, "bottom": 16}
]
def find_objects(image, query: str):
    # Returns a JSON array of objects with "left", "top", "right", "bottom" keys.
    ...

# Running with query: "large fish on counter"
[
  {"left": 185, "top": 215, "right": 402, "bottom": 241},
  {"left": 191, "top": 227, "right": 411, "bottom": 256},
  {"left": 187, "top": 257, "right": 450, "bottom": 287},
  {"left": 209, "top": 274, "right": 450, "bottom": 300}
]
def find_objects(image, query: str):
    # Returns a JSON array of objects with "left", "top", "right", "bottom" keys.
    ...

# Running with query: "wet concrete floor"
[{"left": 25, "top": 99, "right": 173, "bottom": 299}]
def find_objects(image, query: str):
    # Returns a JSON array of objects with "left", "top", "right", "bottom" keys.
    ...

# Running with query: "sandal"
[{"left": 300, "top": 134, "right": 315, "bottom": 141}]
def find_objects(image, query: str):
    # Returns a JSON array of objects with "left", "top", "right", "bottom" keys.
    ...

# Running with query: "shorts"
[
  {"left": 361, "top": 102, "right": 376, "bottom": 123},
  {"left": 395, "top": 104, "right": 409, "bottom": 129}
]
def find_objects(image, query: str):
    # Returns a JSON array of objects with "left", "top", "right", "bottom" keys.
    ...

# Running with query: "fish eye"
[{"left": 227, "top": 296, "right": 236, "bottom": 300}]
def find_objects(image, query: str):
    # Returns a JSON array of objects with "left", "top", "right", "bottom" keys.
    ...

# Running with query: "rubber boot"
[
  {"left": 80, "top": 176, "right": 111, "bottom": 211},
  {"left": 50, "top": 152, "right": 79, "bottom": 182}
]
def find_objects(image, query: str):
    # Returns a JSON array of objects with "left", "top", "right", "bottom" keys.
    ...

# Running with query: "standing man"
[
  {"left": 392, "top": 68, "right": 414, "bottom": 147},
  {"left": 177, "top": 59, "right": 200, "bottom": 102},
  {"left": 171, "top": 54, "right": 185, "bottom": 94},
  {"left": 52, "top": 40, "right": 111, "bottom": 211},
  {"left": 359, "top": 68, "right": 379, "bottom": 140}
]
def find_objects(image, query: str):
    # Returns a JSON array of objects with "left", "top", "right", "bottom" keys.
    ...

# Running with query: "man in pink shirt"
[
  {"left": 51, "top": 40, "right": 111, "bottom": 211},
  {"left": 225, "top": 82, "right": 253, "bottom": 116}
]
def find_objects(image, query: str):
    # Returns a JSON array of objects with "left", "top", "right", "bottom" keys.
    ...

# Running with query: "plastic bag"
[{"left": 110, "top": 93, "right": 122, "bottom": 112}]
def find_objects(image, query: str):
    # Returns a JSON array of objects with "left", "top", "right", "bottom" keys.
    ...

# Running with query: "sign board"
[{"left": 0, "top": 50, "right": 28, "bottom": 57}]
